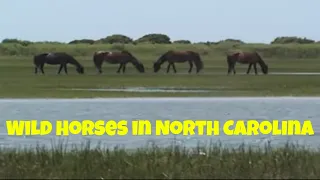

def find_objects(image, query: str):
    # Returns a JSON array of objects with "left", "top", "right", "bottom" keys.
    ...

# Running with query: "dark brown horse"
[
  {"left": 227, "top": 51, "right": 268, "bottom": 75},
  {"left": 34, "top": 52, "right": 84, "bottom": 74},
  {"left": 93, "top": 50, "right": 145, "bottom": 73},
  {"left": 153, "top": 50, "right": 203, "bottom": 73}
]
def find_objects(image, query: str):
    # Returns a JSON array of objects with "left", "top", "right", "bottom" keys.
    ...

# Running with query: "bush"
[
  {"left": 135, "top": 33, "right": 171, "bottom": 44},
  {"left": 217, "top": 39, "right": 245, "bottom": 45},
  {"left": 271, "top": 36, "right": 315, "bottom": 44},
  {"left": 2, "top": 38, "right": 33, "bottom": 46},
  {"left": 97, "top": 34, "right": 133, "bottom": 44},
  {"left": 68, "top": 39, "right": 95, "bottom": 44},
  {"left": 173, "top": 40, "right": 191, "bottom": 44}
]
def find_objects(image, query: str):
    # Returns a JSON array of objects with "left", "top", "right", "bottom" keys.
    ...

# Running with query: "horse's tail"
[
  {"left": 93, "top": 51, "right": 104, "bottom": 69},
  {"left": 191, "top": 51, "right": 203, "bottom": 72},
  {"left": 33, "top": 55, "right": 38, "bottom": 66}
]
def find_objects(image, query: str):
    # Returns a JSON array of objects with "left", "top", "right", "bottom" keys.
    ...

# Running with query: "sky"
[{"left": 0, "top": 0, "right": 319, "bottom": 43}]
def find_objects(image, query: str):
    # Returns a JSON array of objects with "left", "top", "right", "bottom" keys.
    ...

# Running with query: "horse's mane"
[{"left": 121, "top": 50, "right": 132, "bottom": 56}]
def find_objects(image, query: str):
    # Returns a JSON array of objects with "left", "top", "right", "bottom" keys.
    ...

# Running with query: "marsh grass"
[
  {"left": 0, "top": 140, "right": 319, "bottom": 179},
  {"left": 2, "top": 43, "right": 320, "bottom": 58}
]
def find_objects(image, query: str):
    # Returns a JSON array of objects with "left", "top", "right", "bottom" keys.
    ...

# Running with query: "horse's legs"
[
  {"left": 228, "top": 62, "right": 236, "bottom": 75},
  {"left": 227, "top": 61, "right": 235, "bottom": 75},
  {"left": 117, "top": 64, "right": 123, "bottom": 73},
  {"left": 253, "top": 63, "right": 258, "bottom": 75},
  {"left": 188, "top": 60, "right": 193, "bottom": 73},
  {"left": 247, "top": 63, "right": 253, "bottom": 74},
  {"left": 166, "top": 63, "right": 172, "bottom": 73},
  {"left": 122, "top": 63, "right": 126, "bottom": 73},
  {"left": 233, "top": 64, "right": 236, "bottom": 75},
  {"left": 227, "top": 64, "right": 232, "bottom": 75},
  {"left": 97, "top": 67, "right": 102, "bottom": 74},
  {"left": 58, "top": 64, "right": 63, "bottom": 74},
  {"left": 34, "top": 66, "right": 38, "bottom": 74},
  {"left": 172, "top": 63, "right": 177, "bottom": 73},
  {"left": 64, "top": 64, "right": 68, "bottom": 74},
  {"left": 96, "top": 60, "right": 103, "bottom": 74},
  {"left": 40, "top": 64, "right": 45, "bottom": 74}
]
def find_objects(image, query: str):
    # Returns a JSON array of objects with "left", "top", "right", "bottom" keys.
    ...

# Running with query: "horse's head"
[
  {"left": 136, "top": 62, "right": 145, "bottom": 73},
  {"left": 262, "top": 64, "right": 268, "bottom": 74},
  {"left": 153, "top": 61, "right": 161, "bottom": 72},
  {"left": 76, "top": 66, "right": 84, "bottom": 74}
]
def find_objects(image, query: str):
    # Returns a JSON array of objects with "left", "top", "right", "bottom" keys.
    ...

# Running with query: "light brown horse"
[
  {"left": 153, "top": 50, "right": 203, "bottom": 73},
  {"left": 93, "top": 50, "right": 145, "bottom": 73},
  {"left": 227, "top": 51, "right": 268, "bottom": 75}
]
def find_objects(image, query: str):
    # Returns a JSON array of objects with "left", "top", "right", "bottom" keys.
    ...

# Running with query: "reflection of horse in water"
[
  {"left": 93, "top": 50, "right": 145, "bottom": 73},
  {"left": 227, "top": 51, "right": 268, "bottom": 75},
  {"left": 153, "top": 50, "right": 203, "bottom": 73},
  {"left": 33, "top": 52, "right": 84, "bottom": 74}
]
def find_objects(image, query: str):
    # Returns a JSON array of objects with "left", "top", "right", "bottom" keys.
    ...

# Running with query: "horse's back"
[
  {"left": 45, "top": 52, "right": 74, "bottom": 64},
  {"left": 34, "top": 53, "right": 49, "bottom": 64},
  {"left": 94, "top": 50, "right": 108, "bottom": 56},
  {"left": 228, "top": 50, "right": 260, "bottom": 64},
  {"left": 105, "top": 51, "right": 134, "bottom": 58}
]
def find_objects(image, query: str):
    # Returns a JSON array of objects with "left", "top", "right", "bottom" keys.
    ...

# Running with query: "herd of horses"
[{"left": 33, "top": 50, "right": 269, "bottom": 75}]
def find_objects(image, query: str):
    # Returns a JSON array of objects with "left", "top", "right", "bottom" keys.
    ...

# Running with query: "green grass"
[
  {"left": 1, "top": 141, "right": 319, "bottom": 179},
  {"left": 1, "top": 43, "right": 320, "bottom": 98},
  {"left": 3, "top": 43, "right": 320, "bottom": 59}
]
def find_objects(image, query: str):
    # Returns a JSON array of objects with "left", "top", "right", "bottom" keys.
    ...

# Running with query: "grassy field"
[
  {"left": 0, "top": 142, "right": 319, "bottom": 179},
  {"left": 1, "top": 43, "right": 320, "bottom": 98}
]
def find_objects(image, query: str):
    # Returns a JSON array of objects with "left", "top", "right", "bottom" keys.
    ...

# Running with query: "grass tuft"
[{"left": 0, "top": 140, "right": 319, "bottom": 179}]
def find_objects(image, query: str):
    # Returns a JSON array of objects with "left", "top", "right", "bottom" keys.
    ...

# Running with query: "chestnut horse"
[
  {"left": 227, "top": 51, "right": 268, "bottom": 75},
  {"left": 33, "top": 52, "right": 84, "bottom": 74},
  {"left": 93, "top": 50, "right": 145, "bottom": 73},
  {"left": 153, "top": 50, "right": 203, "bottom": 73}
]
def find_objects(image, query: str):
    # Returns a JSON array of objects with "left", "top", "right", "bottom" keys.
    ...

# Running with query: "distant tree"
[
  {"left": 97, "top": 34, "right": 133, "bottom": 44},
  {"left": 135, "top": 33, "right": 171, "bottom": 44},
  {"left": 2, "top": 38, "right": 33, "bottom": 46},
  {"left": 173, "top": 40, "right": 191, "bottom": 44},
  {"left": 271, "top": 36, "right": 315, "bottom": 44},
  {"left": 34, "top": 41, "right": 65, "bottom": 44},
  {"left": 217, "top": 39, "right": 245, "bottom": 44},
  {"left": 68, "top": 39, "right": 95, "bottom": 44},
  {"left": 194, "top": 41, "right": 218, "bottom": 46}
]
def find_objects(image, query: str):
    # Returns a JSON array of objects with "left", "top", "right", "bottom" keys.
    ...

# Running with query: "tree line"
[{"left": 1, "top": 33, "right": 319, "bottom": 46}]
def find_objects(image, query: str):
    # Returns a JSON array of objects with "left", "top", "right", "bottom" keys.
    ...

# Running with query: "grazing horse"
[
  {"left": 153, "top": 50, "right": 203, "bottom": 73},
  {"left": 34, "top": 52, "right": 84, "bottom": 74},
  {"left": 227, "top": 51, "right": 268, "bottom": 75},
  {"left": 93, "top": 50, "right": 145, "bottom": 74}
]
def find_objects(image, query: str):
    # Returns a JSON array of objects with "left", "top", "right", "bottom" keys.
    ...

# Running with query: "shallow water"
[{"left": 0, "top": 97, "right": 319, "bottom": 149}]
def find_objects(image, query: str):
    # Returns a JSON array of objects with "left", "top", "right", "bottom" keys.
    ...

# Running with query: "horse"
[
  {"left": 153, "top": 50, "right": 203, "bottom": 73},
  {"left": 33, "top": 52, "right": 84, "bottom": 74},
  {"left": 93, "top": 50, "right": 145, "bottom": 74},
  {"left": 227, "top": 51, "right": 268, "bottom": 75}
]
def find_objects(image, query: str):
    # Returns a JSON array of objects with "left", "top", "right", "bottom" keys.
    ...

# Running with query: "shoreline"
[{"left": 0, "top": 96, "right": 320, "bottom": 101}]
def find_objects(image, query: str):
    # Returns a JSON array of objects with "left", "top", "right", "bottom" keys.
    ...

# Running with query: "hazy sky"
[{"left": 1, "top": 0, "right": 319, "bottom": 43}]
